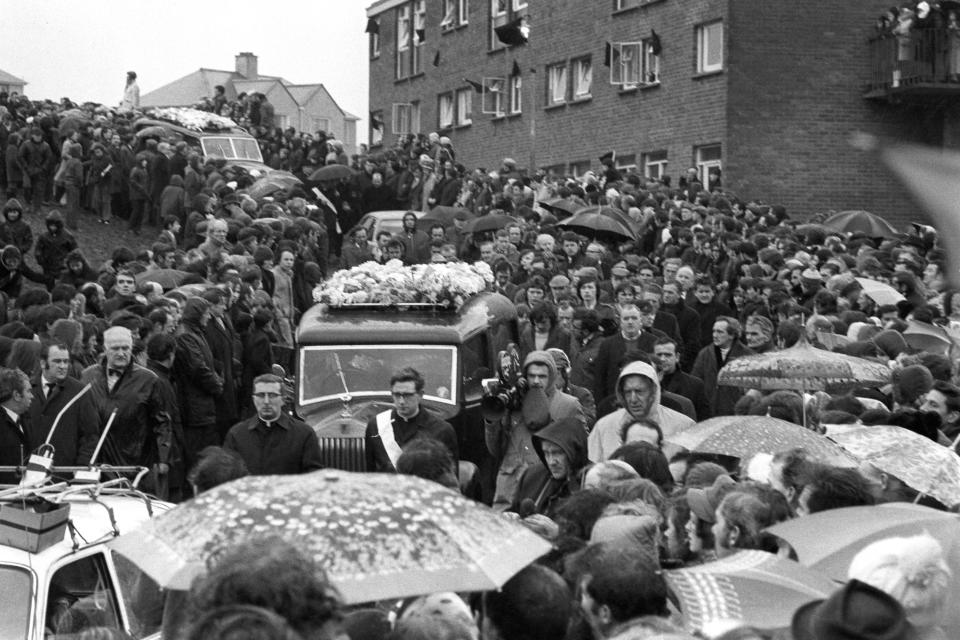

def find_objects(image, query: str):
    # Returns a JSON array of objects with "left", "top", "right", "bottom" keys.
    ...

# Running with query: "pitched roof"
[
  {"left": 0, "top": 68, "right": 26, "bottom": 86},
  {"left": 232, "top": 79, "right": 281, "bottom": 95},
  {"left": 141, "top": 68, "right": 236, "bottom": 107},
  {"left": 286, "top": 84, "right": 322, "bottom": 104}
]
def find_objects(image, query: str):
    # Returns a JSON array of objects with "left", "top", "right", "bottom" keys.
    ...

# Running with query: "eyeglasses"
[
  {"left": 253, "top": 392, "right": 282, "bottom": 399},
  {"left": 391, "top": 391, "right": 419, "bottom": 400}
]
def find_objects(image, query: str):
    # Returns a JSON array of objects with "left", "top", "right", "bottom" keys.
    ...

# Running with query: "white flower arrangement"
[
  {"left": 147, "top": 107, "right": 240, "bottom": 132},
  {"left": 314, "top": 260, "right": 494, "bottom": 309}
]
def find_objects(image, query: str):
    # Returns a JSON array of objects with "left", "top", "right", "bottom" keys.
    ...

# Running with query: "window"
[
  {"left": 413, "top": 0, "right": 426, "bottom": 74},
  {"left": 456, "top": 88, "right": 472, "bottom": 124},
  {"left": 370, "top": 18, "right": 381, "bottom": 58},
  {"left": 512, "top": 0, "right": 527, "bottom": 9},
  {"left": 509, "top": 75, "right": 522, "bottom": 113},
  {"left": 482, "top": 76, "right": 505, "bottom": 115},
  {"left": 490, "top": 0, "right": 509, "bottom": 49},
  {"left": 442, "top": 0, "right": 469, "bottom": 29},
  {"left": 696, "top": 21, "right": 724, "bottom": 73},
  {"left": 614, "top": 0, "right": 641, "bottom": 9},
  {"left": 396, "top": 5, "right": 412, "bottom": 79},
  {"left": 392, "top": 102, "right": 420, "bottom": 134},
  {"left": 695, "top": 144, "right": 721, "bottom": 184},
  {"left": 643, "top": 150, "right": 668, "bottom": 179},
  {"left": 438, "top": 93, "right": 455, "bottom": 128},
  {"left": 113, "top": 552, "right": 164, "bottom": 638},
  {"left": 572, "top": 57, "right": 592, "bottom": 98},
  {"left": 276, "top": 114, "right": 289, "bottom": 130},
  {"left": 370, "top": 109, "right": 384, "bottom": 146},
  {"left": 642, "top": 37, "right": 660, "bottom": 84},
  {"left": 547, "top": 62, "right": 567, "bottom": 105},
  {"left": 45, "top": 553, "right": 123, "bottom": 637},
  {"left": 616, "top": 153, "right": 637, "bottom": 174},
  {"left": 609, "top": 42, "right": 642, "bottom": 87},
  {"left": 313, "top": 117, "right": 331, "bottom": 133},
  {"left": 569, "top": 160, "right": 591, "bottom": 177}
]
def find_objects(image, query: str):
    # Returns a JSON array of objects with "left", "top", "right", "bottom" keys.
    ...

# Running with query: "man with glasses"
[
  {"left": 224, "top": 374, "right": 322, "bottom": 475},
  {"left": 365, "top": 367, "right": 458, "bottom": 473}
]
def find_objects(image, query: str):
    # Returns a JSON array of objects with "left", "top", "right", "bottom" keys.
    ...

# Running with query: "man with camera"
[{"left": 484, "top": 349, "right": 585, "bottom": 510}]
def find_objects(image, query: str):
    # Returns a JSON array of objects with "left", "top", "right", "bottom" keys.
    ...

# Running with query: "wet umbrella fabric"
[
  {"left": 134, "top": 269, "right": 194, "bottom": 291},
  {"left": 665, "top": 550, "right": 836, "bottom": 633},
  {"left": 665, "top": 415, "right": 856, "bottom": 466},
  {"left": 309, "top": 164, "right": 354, "bottom": 182},
  {"left": 420, "top": 206, "right": 474, "bottom": 227},
  {"left": 821, "top": 210, "right": 899, "bottom": 238},
  {"left": 463, "top": 214, "right": 518, "bottom": 234},
  {"left": 717, "top": 337, "right": 890, "bottom": 392},
  {"left": 110, "top": 470, "right": 551, "bottom": 603},
  {"left": 557, "top": 208, "right": 636, "bottom": 242},
  {"left": 830, "top": 425, "right": 960, "bottom": 507},
  {"left": 855, "top": 277, "right": 905, "bottom": 306}
]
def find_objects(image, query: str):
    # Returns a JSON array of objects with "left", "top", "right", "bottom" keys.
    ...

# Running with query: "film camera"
[{"left": 480, "top": 343, "right": 528, "bottom": 420}]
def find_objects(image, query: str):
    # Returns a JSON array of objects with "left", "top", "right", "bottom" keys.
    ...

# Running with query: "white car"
[
  {"left": 354, "top": 209, "right": 424, "bottom": 241},
  {"left": 0, "top": 480, "right": 172, "bottom": 640}
]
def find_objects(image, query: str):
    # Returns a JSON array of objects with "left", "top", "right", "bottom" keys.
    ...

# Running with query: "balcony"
[{"left": 865, "top": 28, "right": 960, "bottom": 100}]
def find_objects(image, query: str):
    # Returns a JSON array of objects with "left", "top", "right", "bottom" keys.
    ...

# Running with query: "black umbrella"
[
  {"left": 539, "top": 198, "right": 579, "bottom": 218},
  {"left": 822, "top": 210, "right": 899, "bottom": 238},
  {"left": 463, "top": 214, "right": 518, "bottom": 234},
  {"left": 420, "top": 206, "right": 474, "bottom": 227},
  {"left": 559, "top": 207, "right": 638, "bottom": 242},
  {"left": 309, "top": 164, "right": 354, "bottom": 182}
]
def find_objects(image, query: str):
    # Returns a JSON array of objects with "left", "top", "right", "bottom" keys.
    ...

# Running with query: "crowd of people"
[{"left": 0, "top": 86, "right": 957, "bottom": 639}]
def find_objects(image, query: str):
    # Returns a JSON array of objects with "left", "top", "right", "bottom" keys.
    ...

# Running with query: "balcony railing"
[{"left": 866, "top": 27, "right": 960, "bottom": 98}]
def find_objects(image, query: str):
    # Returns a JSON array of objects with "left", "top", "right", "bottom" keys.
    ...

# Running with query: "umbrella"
[
  {"left": 110, "top": 469, "right": 551, "bottom": 603},
  {"left": 309, "top": 164, "right": 354, "bottom": 182},
  {"left": 134, "top": 269, "right": 195, "bottom": 291},
  {"left": 574, "top": 205, "right": 642, "bottom": 238},
  {"left": 717, "top": 336, "right": 891, "bottom": 392},
  {"left": 463, "top": 214, "right": 518, "bottom": 234},
  {"left": 135, "top": 125, "right": 170, "bottom": 140},
  {"left": 247, "top": 174, "right": 302, "bottom": 200},
  {"left": 169, "top": 283, "right": 214, "bottom": 298},
  {"left": 854, "top": 277, "right": 905, "bottom": 306},
  {"left": 665, "top": 550, "right": 836, "bottom": 633},
  {"left": 830, "top": 425, "right": 960, "bottom": 507},
  {"left": 821, "top": 210, "right": 899, "bottom": 238},
  {"left": 539, "top": 198, "right": 579, "bottom": 218},
  {"left": 767, "top": 503, "right": 960, "bottom": 581},
  {"left": 557, "top": 209, "right": 636, "bottom": 242},
  {"left": 664, "top": 415, "right": 857, "bottom": 466},
  {"left": 420, "top": 206, "right": 474, "bottom": 227},
  {"left": 902, "top": 320, "right": 952, "bottom": 355}
]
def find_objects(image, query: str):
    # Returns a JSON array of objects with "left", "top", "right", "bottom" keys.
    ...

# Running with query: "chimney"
[{"left": 235, "top": 52, "right": 258, "bottom": 79}]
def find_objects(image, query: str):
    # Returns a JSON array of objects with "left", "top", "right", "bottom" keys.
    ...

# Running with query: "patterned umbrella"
[
  {"left": 822, "top": 210, "right": 899, "bottom": 238},
  {"left": 665, "top": 550, "right": 836, "bottom": 633},
  {"left": 664, "top": 416, "right": 857, "bottom": 466},
  {"left": 110, "top": 470, "right": 551, "bottom": 603},
  {"left": 830, "top": 425, "right": 960, "bottom": 507},
  {"left": 717, "top": 337, "right": 891, "bottom": 391}
]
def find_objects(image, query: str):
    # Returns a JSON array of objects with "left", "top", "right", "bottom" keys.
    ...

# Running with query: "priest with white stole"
[{"left": 365, "top": 367, "right": 459, "bottom": 472}]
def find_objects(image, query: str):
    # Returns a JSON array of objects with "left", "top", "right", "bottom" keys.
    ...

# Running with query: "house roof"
[
  {"left": 286, "top": 84, "right": 322, "bottom": 104},
  {"left": 142, "top": 67, "right": 290, "bottom": 107},
  {"left": 233, "top": 79, "right": 281, "bottom": 95},
  {"left": 0, "top": 68, "right": 26, "bottom": 86}
]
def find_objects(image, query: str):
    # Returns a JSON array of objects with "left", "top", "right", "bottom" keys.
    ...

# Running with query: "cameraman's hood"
[
  {"left": 523, "top": 350, "right": 558, "bottom": 397},
  {"left": 615, "top": 360, "right": 661, "bottom": 417}
]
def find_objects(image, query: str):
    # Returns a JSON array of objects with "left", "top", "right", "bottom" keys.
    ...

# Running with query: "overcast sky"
[{"left": 0, "top": 0, "right": 369, "bottom": 137}]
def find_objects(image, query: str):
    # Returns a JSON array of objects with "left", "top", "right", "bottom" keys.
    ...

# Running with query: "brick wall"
[{"left": 368, "top": 0, "right": 957, "bottom": 226}]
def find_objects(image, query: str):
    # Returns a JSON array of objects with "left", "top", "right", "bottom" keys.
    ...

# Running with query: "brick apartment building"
[{"left": 366, "top": 0, "right": 960, "bottom": 225}]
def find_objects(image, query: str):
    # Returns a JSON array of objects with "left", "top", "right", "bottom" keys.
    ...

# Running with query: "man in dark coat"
[
  {"left": 365, "top": 367, "right": 458, "bottom": 472},
  {"left": 18, "top": 127, "right": 53, "bottom": 213},
  {"left": 146, "top": 333, "right": 188, "bottom": 502},
  {"left": 661, "top": 281, "right": 703, "bottom": 372},
  {"left": 0, "top": 367, "right": 33, "bottom": 484},
  {"left": 27, "top": 341, "right": 98, "bottom": 467},
  {"left": 690, "top": 276, "right": 733, "bottom": 350},
  {"left": 653, "top": 337, "right": 710, "bottom": 421},
  {"left": 35, "top": 210, "right": 77, "bottom": 282},
  {"left": 240, "top": 308, "right": 275, "bottom": 418},
  {"left": 594, "top": 303, "right": 665, "bottom": 403},
  {"left": 174, "top": 297, "right": 224, "bottom": 466},
  {"left": 509, "top": 416, "right": 587, "bottom": 538},
  {"left": 80, "top": 327, "right": 173, "bottom": 493},
  {"left": 224, "top": 373, "right": 323, "bottom": 474},
  {"left": 692, "top": 316, "right": 754, "bottom": 417},
  {"left": 202, "top": 288, "right": 240, "bottom": 439}
]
